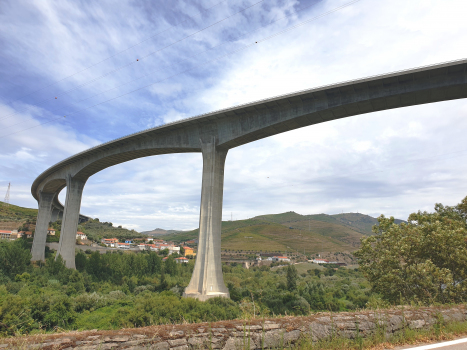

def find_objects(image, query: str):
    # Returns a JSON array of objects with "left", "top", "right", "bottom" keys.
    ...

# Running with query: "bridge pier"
[
  {"left": 56, "top": 176, "right": 86, "bottom": 269},
  {"left": 31, "top": 192, "right": 54, "bottom": 262},
  {"left": 184, "top": 138, "right": 230, "bottom": 301},
  {"left": 50, "top": 207, "right": 61, "bottom": 222}
]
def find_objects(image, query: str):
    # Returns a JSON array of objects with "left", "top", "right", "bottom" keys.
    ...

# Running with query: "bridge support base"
[
  {"left": 56, "top": 176, "right": 86, "bottom": 269},
  {"left": 31, "top": 192, "right": 54, "bottom": 262},
  {"left": 183, "top": 138, "right": 230, "bottom": 301}
]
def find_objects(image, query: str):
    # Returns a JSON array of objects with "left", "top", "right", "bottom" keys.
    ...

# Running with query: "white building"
[
  {"left": 0, "top": 230, "right": 19, "bottom": 240},
  {"left": 76, "top": 232, "right": 87, "bottom": 240},
  {"left": 312, "top": 259, "right": 330, "bottom": 264},
  {"left": 272, "top": 256, "right": 291, "bottom": 262}
]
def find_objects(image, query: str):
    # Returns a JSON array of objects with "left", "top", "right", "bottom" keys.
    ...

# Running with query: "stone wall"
[{"left": 2, "top": 305, "right": 466, "bottom": 350}]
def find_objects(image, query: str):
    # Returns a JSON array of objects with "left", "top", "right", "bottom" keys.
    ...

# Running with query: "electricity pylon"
[{"left": 3, "top": 183, "right": 10, "bottom": 207}]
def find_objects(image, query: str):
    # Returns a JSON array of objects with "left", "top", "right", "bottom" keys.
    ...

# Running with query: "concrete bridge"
[{"left": 31, "top": 59, "right": 467, "bottom": 300}]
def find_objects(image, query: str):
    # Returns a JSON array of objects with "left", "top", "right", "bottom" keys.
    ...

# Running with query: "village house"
[
  {"left": 272, "top": 256, "right": 291, "bottom": 262},
  {"left": 183, "top": 246, "right": 196, "bottom": 257},
  {"left": 76, "top": 232, "right": 87, "bottom": 241},
  {"left": 19, "top": 231, "right": 33, "bottom": 238},
  {"left": 116, "top": 242, "right": 130, "bottom": 250},
  {"left": 101, "top": 238, "right": 119, "bottom": 247},
  {"left": 0, "top": 230, "right": 19, "bottom": 240},
  {"left": 175, "top": 257, "right": 189, "bottom": 264},
  {"left": 47, "top": 228, "right": 56, "bottom": 235}
]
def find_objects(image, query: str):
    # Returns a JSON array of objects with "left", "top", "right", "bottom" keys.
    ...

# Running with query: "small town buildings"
[
  {"left": 19, "top": 231, "right": 33, "bottom": 238},
  {"left": 0, "top": 230, "right": 19, "bottom": 240},
  {"left": 183, "top": 246, "right": 196, "bottom": 257},
  {"left": 175, "top": 257, "right": 189, "bottom": 264},
  {"left": 47, "top": 228, "right": 56, "bottom": 235},
  {"left": 125, "top": 239, "right": 132, "bottom": 244},
  {"left": 145, "top": 237, "right": 154, "bottom": 243},
  {"left": 101, "top": 238, "right": 119, "bottom": 247},
  {"left": 272, "top": 256, "right": 291, "bottom": 262},
  {"left": 170, "top": 246, "right": 180, "bottom": 255},
  {"left": 76, "top": 232, "right": 87, "bottom": 240},
  {"left": 312, "top": 259, "right": 330, "bottom": 264},
  {"left": 117, "top": 243, "right": 130, "bottom": 250}
]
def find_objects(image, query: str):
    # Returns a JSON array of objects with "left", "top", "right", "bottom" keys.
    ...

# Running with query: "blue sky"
[{"left": 1, "top": 0, "right": 466, "bottom": 231}]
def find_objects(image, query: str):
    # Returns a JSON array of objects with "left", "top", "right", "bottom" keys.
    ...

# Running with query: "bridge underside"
[{"left": 30, "top": 59, "right": 467, "bottom": 299}]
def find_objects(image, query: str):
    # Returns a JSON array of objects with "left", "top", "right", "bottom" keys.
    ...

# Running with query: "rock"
[
  {"left": 87, "top": 335, "right": 101, "bottom": 340},
  {"left": 211, "top": 328, "right": 226, "bottom": 332},
  {"left": 388, "top": 315, "right": 404, "bottom": 332},
  {"left": 99, "top": 343, "right": 120, "bottom": 349},
  {"left": 235, "top": 325, "right": 262, "bottom": 331},
  {"left": 263, "top": 323, "right": 280, "bottom": 330},
  {"left": 171, "top": 346, "right": 188, "bottom": 350},
  {"left": 111, "top": 336, "right": 130, "bottom": 342},
  {"left": 149, "top": 341, "right": 170, "bottom": 350},
  {"left": 133, "top": 335, "right": 148, "bottom": 339},
  {"left": 310, "top": 322, "right": 333, "bottom": 341},
  {"left": 188, "top": 337, "right": 209, "bottom": 346},
  {"left": 223, "top": 337, "right": 256, "bottom": 350},
  {"left": 169, "top": 330, "right": 184, "bottom": 337},
  {"left": 409, "top": 319, "right": 425, "bottom": 329},
  {"left": 168, "top": 338, "right": 187, "bottom": 346}
]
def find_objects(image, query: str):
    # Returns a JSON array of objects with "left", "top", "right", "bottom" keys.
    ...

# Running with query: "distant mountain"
[
  {"left": 140, "top": 228, "right": 182, "bottom": 236},
  {"left": 159, "top": 211, "right": 406, "bottom": 254},
  {"left": 306, "top": 213, "right": 405, "bottom": 236}
]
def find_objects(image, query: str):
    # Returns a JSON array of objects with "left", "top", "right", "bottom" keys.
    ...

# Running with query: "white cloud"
[{"left": 1, "top": 0, "right": 466, "bottom": 231}]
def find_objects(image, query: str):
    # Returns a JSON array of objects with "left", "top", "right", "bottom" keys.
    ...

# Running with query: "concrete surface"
[
  {"left": 55, "top": 176, "right": 86, "bottom": 268},
  {"left": 30, "top": 192, "right": 54, "bottom": 262},
  {"left": 30, "top": 60, "right": 467, "bottom": 293},
  {"left": 183, "top": 137, "right": 230, "bottom": 300}
]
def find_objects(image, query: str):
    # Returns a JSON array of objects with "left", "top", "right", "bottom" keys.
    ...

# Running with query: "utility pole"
[{"left": 3, "top": 183, "right": 10, "bottom": 207}]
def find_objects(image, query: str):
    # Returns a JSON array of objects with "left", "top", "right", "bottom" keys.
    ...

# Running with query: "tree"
[
  {"left": 354, "top": 196, "right": 467, "bottom": 305},
  {"left": 0, "top": 239, "right": 31, "bottom": 278},
  {"left": 179, "top": 246, "right": 185, "bottom": 256},
  {"left": 286, "top": 265, "right": 298, "bottom": 291}
]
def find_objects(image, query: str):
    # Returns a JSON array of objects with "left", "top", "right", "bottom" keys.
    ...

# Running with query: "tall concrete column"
[
  {"left": 56, "top": 175, "right": 86, "bottom": 269},
  {"left": 31, "top": 192, "right": 54, "bottom": 262},
  {"left": 184, "top": 137, "right": 230, "bottom": 301},
  {"left": 50, "top": 207, "right": 60, "bottom": 222}
]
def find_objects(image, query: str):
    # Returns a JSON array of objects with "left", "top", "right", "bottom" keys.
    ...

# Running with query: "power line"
[
  {"left": 0, "top": 0, "right": 266, "bottom": 121},
  {"left": 1, "top": 0, "right": 329, "bottom": 131},
  {"left": 2, "top": 0, "right": 229, "bottom": 109},
  {"left": 0, "top": 0, "right": 361, "bottom": 138}
]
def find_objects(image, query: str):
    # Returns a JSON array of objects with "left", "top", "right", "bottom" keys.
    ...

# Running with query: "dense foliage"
[
  {"left": 0, "top": 240, "right": 370, "bottom": 336},
  {"left": 355, "top": 196, "right": 467, "bottom": 305}
]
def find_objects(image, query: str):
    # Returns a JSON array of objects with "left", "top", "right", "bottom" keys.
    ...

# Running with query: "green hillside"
[
  {"left": 161, "top": 217, "right": 355, "bottom": 254},
  {"left": 255, "top": 211, "right": 366, "bottom": 246},
  {"left": 162, "top": 211, "right": 406, "bottom": 253},
  {"left": 0, "top": 201, "right": 37, "bottom": 223},
  {"left": 79, "top": 219, "right": 144, "bottom": 241}
]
